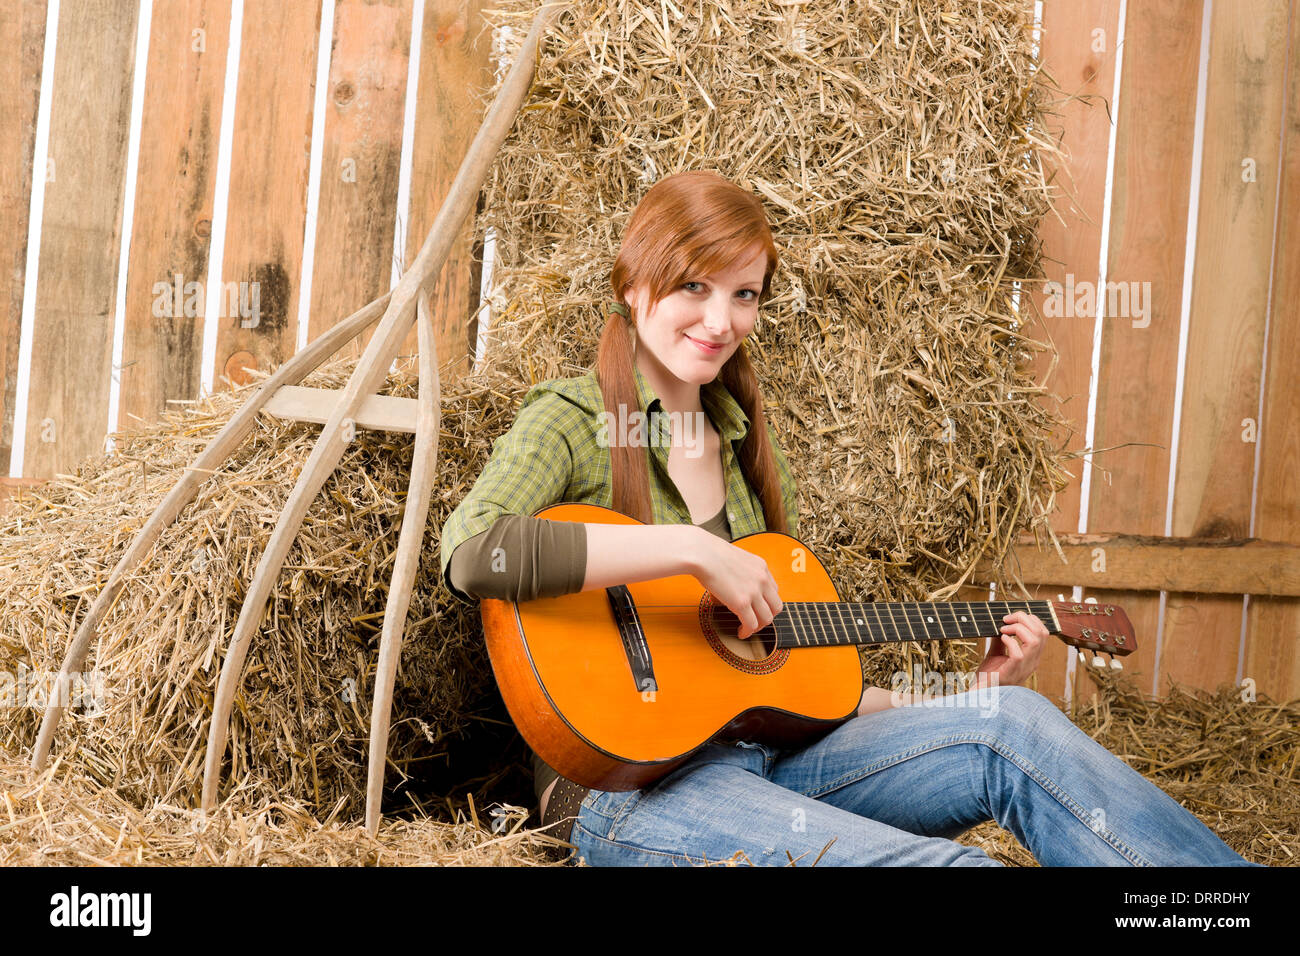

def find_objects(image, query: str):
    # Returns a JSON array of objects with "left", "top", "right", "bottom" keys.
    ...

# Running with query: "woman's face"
[{"left": 626, "top": 243, "right": 768, "bottom": 388}]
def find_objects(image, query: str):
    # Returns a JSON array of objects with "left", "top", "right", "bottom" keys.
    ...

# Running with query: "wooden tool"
[{"left": 31, "top": 1, "right": 571, "bottom": 836}]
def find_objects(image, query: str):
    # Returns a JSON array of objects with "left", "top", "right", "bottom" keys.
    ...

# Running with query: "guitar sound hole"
[{"left": 710, "top": 608, "right": 777, "bottom": 661}]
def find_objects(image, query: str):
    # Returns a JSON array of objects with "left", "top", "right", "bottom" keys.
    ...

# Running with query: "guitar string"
[
  {"left": 514, "top": 600, "right": 1110, "bottom": 649},
  {"left": 521, "top": 602, "right": 1055, "bottom": 637}
]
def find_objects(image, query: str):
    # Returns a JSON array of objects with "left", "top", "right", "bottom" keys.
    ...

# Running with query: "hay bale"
[
  {"left": 0, "top": 357, "right": 529, "bottom": 818},
  {"left": 476, "top": 0, "right": 1069, "bottom": 691}
]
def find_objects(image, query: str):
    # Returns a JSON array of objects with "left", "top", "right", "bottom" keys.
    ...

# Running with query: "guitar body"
[{"left": 481, "top": 503, "right": 864, "bottom": 792}]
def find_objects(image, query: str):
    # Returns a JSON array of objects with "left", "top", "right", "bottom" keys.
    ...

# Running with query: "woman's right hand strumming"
[
  {"left": 582, "top": 523, "right": 783, "bottom": 641},
  {"left": 683, "top": 528, "right": 783, "bottom": 641}
]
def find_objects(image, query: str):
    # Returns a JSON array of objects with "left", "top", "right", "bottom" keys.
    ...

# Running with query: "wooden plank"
[
  {"left": 0, "top": 0, "right": 48, "bottom": 475},
  {"left": 397, "top": 0, "right": 493, "bottom": 380},
  {"left": 1161, "top": 0, "right": 1290, "bottom": 696},
  {"left": 978, "top": 532, "right": 1300, "bottom": 597},
  {"left": 1029, "top": 0, "right": 1123, "bottom": 710},
  {"left": 119, "top": 0, "right": 232, "bottom": 429},
  {"left": 210, "top": 0, "right": 321, "bottom": 390},
  {"left": 1082, "top": 0, "right": 1203, "bottom": 699},
  {"left": 21, "top": 0, "right": 138, "bottom": 478},
  {"left": 262, "top": 384, "right": 418, "bottom": 433},
  {"left": 1246, "top": 3, "right": 1300, "bottom": 704},
  {"left": 306, "top": 0, "right": 412, "bottom": 356}
]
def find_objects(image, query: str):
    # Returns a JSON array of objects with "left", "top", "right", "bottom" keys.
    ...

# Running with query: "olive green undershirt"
[{"left": 446, "top": 503, "right": 732, "bottom": 803}]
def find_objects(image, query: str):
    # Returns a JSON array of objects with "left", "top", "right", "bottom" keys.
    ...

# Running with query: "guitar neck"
[{"left": 770, "top": 600, "right": 1058, "bottom": 648}]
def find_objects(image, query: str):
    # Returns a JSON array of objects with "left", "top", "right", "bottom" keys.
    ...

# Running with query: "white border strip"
[
  {"left": 392, "top": 0, "right": 425, "bottom": 293},
  {"left": 1065, "top": 0, "right": 1126, "bottom": 706},
  {"left": 199, "top": 0, "right": 244, "bottom": 400},
  {"left": 105, "top": 0, "right": 154, "bottom": 454},
  {"left": 9, "top": 0, "right": 61, "bottom": 478},
  {"left": 1076, "top": 0, "right": 1126, "bottom": 540},
  {"left": 1057, "top": 0, "right": 1127, "bottom": 709},
  {"left": 295, "top": 0, "right": 337, "bottom": 355},
  {"left": 1032, "top": 1, "right": 1042, "bottom": 63},
  {"left": 1155, "top": 0, "right": 1214, "bottom": 695},
  {"left": 475, "top": 226, "right": 496, "bottom": 368},
  {"left": 474, "top": 22, "right": 517, "bottom": 370}
]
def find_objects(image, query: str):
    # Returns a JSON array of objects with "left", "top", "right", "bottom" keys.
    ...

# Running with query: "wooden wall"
[
  {"left": 0, "top": 0, "right": 490, "bottom": 485},
  {"left": 1013, "top": 0, "right": 1299, "bottom": 706}
]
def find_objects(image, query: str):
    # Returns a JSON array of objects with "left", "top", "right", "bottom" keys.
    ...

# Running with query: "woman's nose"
[{"left": 702, "top": 297, "right": 731, "bottom": 335}]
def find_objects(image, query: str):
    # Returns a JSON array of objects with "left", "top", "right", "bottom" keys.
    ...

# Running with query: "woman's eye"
[
  {"left": 737, "top": 290, "right": 757, "bottom": 300},
  {"left": 683, "top": 281, "right": 703, "bottom": 292}
]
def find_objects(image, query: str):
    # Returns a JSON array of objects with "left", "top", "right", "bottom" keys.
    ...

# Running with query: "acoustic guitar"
[{"left": 480, "top": 503, "right": 1136, "bottom": 792}]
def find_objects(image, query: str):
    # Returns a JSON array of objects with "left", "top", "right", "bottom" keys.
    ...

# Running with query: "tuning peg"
[
  {"left": 1077, "top": 650, "right": 1087, "bottom": 664},
  {"left": 1091, "top": 654, "right": 1106, "bottom": 668},
  {"left": 1109, "top": 656, "right": 1123, "bottom": 671}
]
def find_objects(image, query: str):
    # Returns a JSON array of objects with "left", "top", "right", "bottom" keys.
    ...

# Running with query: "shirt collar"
[{"left": 632, "top": 363, "right": 750, "bottom": 443}]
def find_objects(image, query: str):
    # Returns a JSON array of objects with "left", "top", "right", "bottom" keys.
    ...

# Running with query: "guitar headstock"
[{"left": 1050, "top": 602, "right": 1137, "bottom": 671}]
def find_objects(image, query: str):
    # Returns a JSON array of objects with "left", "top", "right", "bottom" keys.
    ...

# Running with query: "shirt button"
[{"left": 727, "top": 511, "right": 735, "bottom": 521}]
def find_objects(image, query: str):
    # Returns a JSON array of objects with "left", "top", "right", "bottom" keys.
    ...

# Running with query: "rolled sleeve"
[{"left": 439, "top": 391, "right": 578, "bottom": 604}]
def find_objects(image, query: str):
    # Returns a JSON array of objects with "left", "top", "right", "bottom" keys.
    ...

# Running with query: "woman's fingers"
[
  {"left": 735, "top": 604, "right": 760, "bottom": 641},
  {"left": 765, "top": 577, "right": 784, "bottom": 618}
]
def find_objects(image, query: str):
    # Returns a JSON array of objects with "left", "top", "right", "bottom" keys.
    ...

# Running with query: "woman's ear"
[{"left": 623, "top": 283, "right": 645, "bottom": 331}]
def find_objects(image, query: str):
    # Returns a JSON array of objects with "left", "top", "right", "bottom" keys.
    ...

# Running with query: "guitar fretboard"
[{"left": 759, "top": 600, "right": 1056, "bottom": 648}]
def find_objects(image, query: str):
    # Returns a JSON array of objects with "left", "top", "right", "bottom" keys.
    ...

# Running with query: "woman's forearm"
[{"left": 582, "top": 522, "right": 703, "bottom": 591}]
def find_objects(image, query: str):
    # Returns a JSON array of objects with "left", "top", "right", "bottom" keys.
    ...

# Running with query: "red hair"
[{"left": 596, "top": 170, "right": 788, "bottom": 533}]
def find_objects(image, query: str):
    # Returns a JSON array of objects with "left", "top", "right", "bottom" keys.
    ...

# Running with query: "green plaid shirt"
[{"left": 439, "top": 363, "right": 799, "bottom": 604}]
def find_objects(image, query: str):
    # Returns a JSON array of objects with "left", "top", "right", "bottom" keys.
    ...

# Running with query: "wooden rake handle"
[
  {"left": 199, "top": 1, "right": 569, "bottom": 813},
  {"left": 30, "top": 291, "right": 392, "bottom": 772},
  {"left": 364, "top": 288, "right": 440, "bottom": 834}
]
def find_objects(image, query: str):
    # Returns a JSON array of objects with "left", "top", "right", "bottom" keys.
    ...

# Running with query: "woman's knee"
[{"left": 974, "top": 683, "right": 1083, "bottom": 754}]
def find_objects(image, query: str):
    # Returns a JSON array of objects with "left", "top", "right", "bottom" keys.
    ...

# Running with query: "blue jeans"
[{"left": 569, "top": 684, "right": 1257, "bottom": 866}]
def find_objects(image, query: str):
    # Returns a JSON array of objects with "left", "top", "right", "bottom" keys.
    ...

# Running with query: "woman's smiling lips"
[{"left": 685, "top": 334, "right": 726, "bottom": 354}]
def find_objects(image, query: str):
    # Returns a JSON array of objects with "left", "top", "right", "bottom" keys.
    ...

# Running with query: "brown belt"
[{"left": 540, "top": 776, "right": 590, "bottom": 844}]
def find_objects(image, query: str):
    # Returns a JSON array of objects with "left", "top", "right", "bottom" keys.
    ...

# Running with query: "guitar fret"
[
  {"left": 983, "top": 601, "right": 1001, "bottom": 640},
  {"left": 805, "top": 603, "right": 821, "bottom": 646},
  {"left": 878, "top": 606, "right": 899, "bottom": 642},
  {"left": 953, "top": 602, "right": 968, "bottom": 639},
  {"left": 916, "top": 603, "right": 941, "bottom": 641},
  {"left": 835, "top": 601, "right": 857, "bottom": 646},
  {"left": 868, "top": 602, "right": 887, "bottom": 645},
  {"left": 794, "top": 603, "right": 812, "bottom": 646},
  {"left": 884, "top": 603, "right": 902, "bottom": 643},
  {"left": 848, "top": 603, "right": 873, "bottom": 644},
  {"left": 902, "top": 602, "right": 922, "bottom": 642},
  {"left": 940, "top": 601, "right": 962, "bottom": 640},
  {"left": 867, "top": 604, "right": 883, "bottom": 644},
  {"left": 882, "top": 603, "right": 899, "bottom": 644},
  {"left": 813, "top": 602, "right": 830, "bottom": 646},
  {"left": 774, "top": 608, "right": 794, "bottom": 646},
  {"left": 801, "top": 603, "right": 816, "bottom": 646}
]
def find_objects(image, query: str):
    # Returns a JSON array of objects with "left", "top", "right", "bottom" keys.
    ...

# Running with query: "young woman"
[{"left": 439, "top": 170, "right": 1256, "bottom": 866}]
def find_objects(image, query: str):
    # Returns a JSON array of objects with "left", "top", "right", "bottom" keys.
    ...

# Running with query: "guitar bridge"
[{"left": 606, "top": 585, "right": 657, "bottom": 694}]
